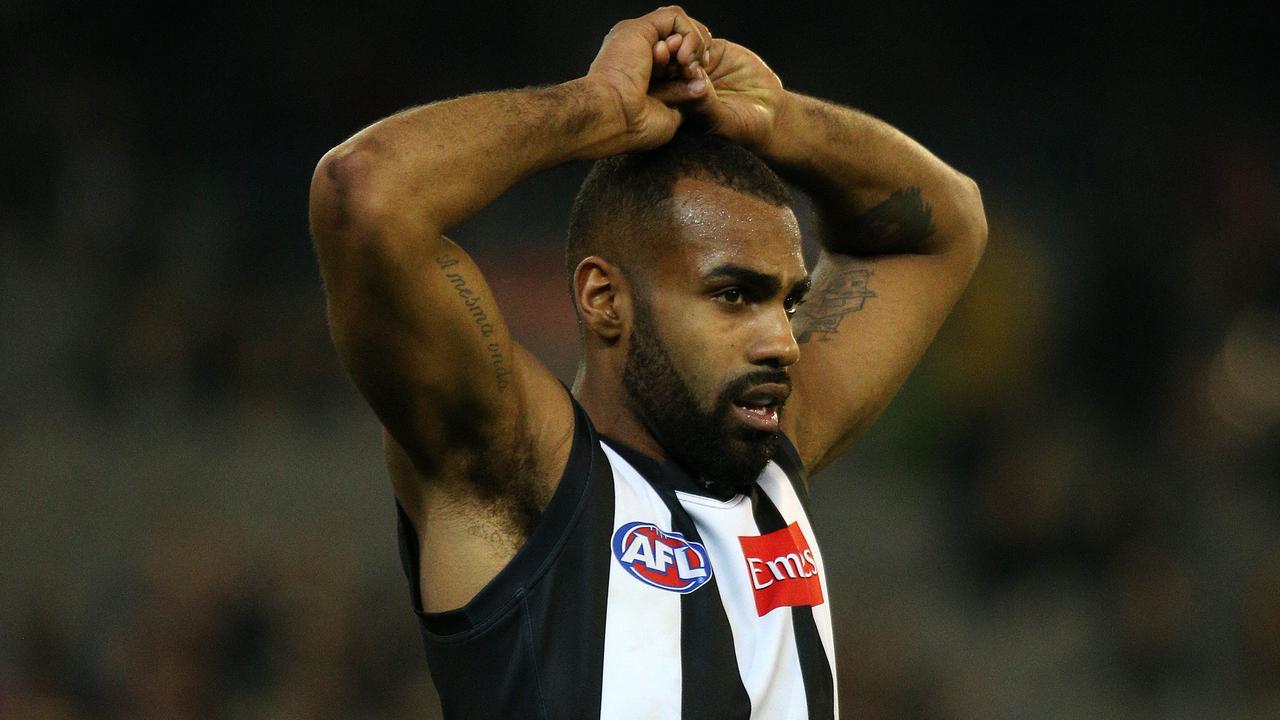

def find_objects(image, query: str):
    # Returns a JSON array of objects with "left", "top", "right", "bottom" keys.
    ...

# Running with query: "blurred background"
[{"left": 2, "top": 0, "right": 1278, "bottom": 717}]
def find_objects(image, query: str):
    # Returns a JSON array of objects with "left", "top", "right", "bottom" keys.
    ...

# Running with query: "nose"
[{"left": 746, "top": 307, "right": 801, "bottom": 368}]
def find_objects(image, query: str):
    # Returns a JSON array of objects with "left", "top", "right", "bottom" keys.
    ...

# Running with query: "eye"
[
  {"left": 784, "top": 296, "right": 806, "bottom": 316},
  {"left": 716, "top": 288, "right": 745, "bottom": 305}
]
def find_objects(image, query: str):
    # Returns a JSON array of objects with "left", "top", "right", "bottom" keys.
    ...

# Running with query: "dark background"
[{"left": 3, "top": 1, "right": 1278, "bottom": 718}]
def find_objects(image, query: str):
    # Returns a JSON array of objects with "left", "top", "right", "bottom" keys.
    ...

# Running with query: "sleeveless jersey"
[{"left": 396, "top": 397, "right": 838, "bottom": 719}]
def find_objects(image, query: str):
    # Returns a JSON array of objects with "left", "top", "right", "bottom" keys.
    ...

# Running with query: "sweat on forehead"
[
  {"left": 655, "top": 178, "right": 802, "bottom": 263},
  {"left": 564, "top": 130, "right": 794, "bottom": 283}
]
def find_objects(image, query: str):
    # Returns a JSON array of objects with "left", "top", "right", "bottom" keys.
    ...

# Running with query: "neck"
[{"left": 572, "top": 361, "right": 668, "bottom": 462}]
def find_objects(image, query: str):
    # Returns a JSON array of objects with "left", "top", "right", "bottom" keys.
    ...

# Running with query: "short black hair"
[{"left": 565, "top": 130, "right": 793, "bottom": 288}]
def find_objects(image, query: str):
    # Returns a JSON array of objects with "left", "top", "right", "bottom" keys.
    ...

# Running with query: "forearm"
[
  {"left": 759, "top": 92, "right": 985, "bottom": 258},
  {"left": 311, "top": 77, "right": 625, "bottom": 240}
]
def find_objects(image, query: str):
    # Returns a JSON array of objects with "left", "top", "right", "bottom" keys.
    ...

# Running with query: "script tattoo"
[
  {"left": 792, "top": 267, "right": 877, "bottom": 343},
  {"left": 434, "top": 254, "right": 512, "bottom": 391}
]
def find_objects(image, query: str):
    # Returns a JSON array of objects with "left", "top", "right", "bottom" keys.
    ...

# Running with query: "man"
[{"left": 309, "top": 6, "right": 985, "bottom": 719}]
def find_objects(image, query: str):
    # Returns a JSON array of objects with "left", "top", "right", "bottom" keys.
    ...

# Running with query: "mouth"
[{"left": 730, "top": 383, "right": 790, "bottom": 433}]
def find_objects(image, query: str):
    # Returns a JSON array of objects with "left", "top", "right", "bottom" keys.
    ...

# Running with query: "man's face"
[{"left": 622, "top": 178, "right": 809, "bottom": 495}]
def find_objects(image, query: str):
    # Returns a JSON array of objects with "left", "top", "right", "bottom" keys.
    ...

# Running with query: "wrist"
[
  {"left": 550, "top": 76, "right": 632, "bottom": 162},
  {"left": 752, "top": 90, "right": 806, "bottom": 164}
]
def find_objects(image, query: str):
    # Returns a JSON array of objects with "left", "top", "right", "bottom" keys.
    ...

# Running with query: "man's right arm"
[
  {"left": 308, "top": 8, "right": 711, "bottom": 526},
  {"left": 309, "top": 81, "right": 620, "bottom": 487}
]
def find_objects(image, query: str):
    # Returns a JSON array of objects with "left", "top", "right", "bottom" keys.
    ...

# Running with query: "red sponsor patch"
[{"left": 738, "top": 522, "right": 824, "bottom": 616}]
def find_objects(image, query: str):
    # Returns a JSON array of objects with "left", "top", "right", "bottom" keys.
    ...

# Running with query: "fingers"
[
  {"left": 641, "top": 6, "right": 711, "bottom": 79},
  {"left": 654, "top": 33, "right": 681, "bottom": 76},
  {"left": 649, "top": 73, "right": 709, "bottom": 105},
  {"left": 662, "top": 32, "right": 682, "bottom": 55},
  {"left": 592, "top": 7, "right": 712, "bottom": 101},
  {"left": 653, "top": 39, "right": 671, "bottom": 67},
  {"left": 636, "top": 96, "right": 686, "bottom": 150},
  {"left": 643, "top": 10, "right": 719, "bottom": 109},
  {"left": 688, "top": 19, "right": 713, "bottom": 66},
  {"left": 663, "top": 8, "right": 708, "bottom": 65},
  {"left": 702, "top": 38, "right": 731, "bottom": 79}
]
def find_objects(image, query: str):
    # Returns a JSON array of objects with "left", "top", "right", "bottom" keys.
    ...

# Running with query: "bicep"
[
  {"left": 318, "top": 226, "right": 549, "bottom": 474},
  {"left": 783, "top": 246, "right": 980, "bottom": 475}
]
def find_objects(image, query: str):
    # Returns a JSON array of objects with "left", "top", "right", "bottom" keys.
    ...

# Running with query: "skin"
[
  {"left": 608, "top": 179, "right": 807, "bottom": 461},
  {"left": 309, "top": 6, "right": 987, "bottom": 612},
  {"left": 601, "top": 178, "right": 810, "bottom": 497}
]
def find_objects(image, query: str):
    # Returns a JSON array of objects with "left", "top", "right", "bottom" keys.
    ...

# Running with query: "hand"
[
  {"left": 585, "top": 6, "right": 713, "bottom": 153},
  {"left": 653, "top": 39, "right": 787, "bottom": 153}
]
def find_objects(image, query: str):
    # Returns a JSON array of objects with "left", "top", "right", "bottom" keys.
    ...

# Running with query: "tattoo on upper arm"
[
  {"left": 854, "top": 186, "right": 936, "bottom": 251},
  {"left": 435, "top": 254, "right": 513, "bottom": 390},
  {"left": 790, "top": 187, "right": 930, "bottom": 343},
  {"left": 792, "top": 267, "right": 877, "bottom": 343}
]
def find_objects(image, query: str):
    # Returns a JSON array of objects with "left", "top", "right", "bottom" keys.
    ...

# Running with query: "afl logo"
[{"left": 611, "top": 522, "right": 713, "bottom": 594}]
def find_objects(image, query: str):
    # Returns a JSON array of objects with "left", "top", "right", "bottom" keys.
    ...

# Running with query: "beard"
[{"left": 621, "top": 295, "right": 785, "bottom": 496}]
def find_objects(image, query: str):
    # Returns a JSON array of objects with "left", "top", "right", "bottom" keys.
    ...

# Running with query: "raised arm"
[
  {"left": 308, "top": 82, "right": 622, "bottom": 491},
  {"left": 680, "top": 40, "right": 987, "bottom": 475},
  {"left": 773, "top": 96, "right": 986, "bottom": 474},
  {"left": 308, "top": 8, "right": 714, "bottom": 605}
]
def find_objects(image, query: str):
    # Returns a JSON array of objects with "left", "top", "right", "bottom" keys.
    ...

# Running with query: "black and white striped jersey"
[{"left": 396, "top": 396, "right": 838, "bottom": 719}]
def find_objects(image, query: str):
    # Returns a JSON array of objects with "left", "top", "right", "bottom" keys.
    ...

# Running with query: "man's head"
[{"left": 566, "top": 131, "right": 810, "bottom": 495}]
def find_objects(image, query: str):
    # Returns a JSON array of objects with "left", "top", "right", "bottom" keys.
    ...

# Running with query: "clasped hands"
[{"left": 587, "top": 5, "right": 787, "bottom": 154}]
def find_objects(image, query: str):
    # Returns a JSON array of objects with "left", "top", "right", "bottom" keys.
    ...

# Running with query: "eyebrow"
[{"left": 703, "top": 263, "right": 812, "bottom": 298}]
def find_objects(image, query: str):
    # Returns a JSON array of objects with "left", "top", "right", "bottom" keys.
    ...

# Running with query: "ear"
[{"left": 573, "top": 256, "right": 629, "bottom": 343}]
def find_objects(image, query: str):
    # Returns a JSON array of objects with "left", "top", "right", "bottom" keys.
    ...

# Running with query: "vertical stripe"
[
  {"left": 531, "top": 421, "right": 614, "bottom": 720},
  {"left": 770, "top": 434, "right": 810, "bottom": 502},
  {"left": 753, "top": 477, "right": 837, "bottom": 720},
  {"left": 759, "top": 466, "right": 838, "bottom": 711},
  {"left": 645, "top": 483, "right": 753, "bottom": 720},
  {"left": 677, "top": 489, "right": 809, "bottom": 719},
  {"left": 599, "top": 445, "right": 682, "bottom": 719}
]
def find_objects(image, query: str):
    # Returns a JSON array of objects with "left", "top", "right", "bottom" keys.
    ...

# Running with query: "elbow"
[
  {"left": 952, "top": 172, "right": 988, "bottom": 265},
  {"left": 309, "top": 142, "right": 396, "bottom": 241}
]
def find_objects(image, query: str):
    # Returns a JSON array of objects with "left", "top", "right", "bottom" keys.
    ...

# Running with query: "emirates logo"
[{"left": 738, "top": 522, "right": 824, "bottom": 616}]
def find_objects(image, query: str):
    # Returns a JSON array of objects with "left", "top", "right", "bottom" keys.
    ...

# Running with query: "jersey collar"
[{"left": 599, "top": 434, "right": 744, "bottom": 502}]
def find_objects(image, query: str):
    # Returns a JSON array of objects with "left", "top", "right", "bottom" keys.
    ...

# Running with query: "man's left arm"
[
  {"left": 672, "top": 39, "right": 987, "bottom": 475},
  {"left": 764, "top": 94, "right": 987, "bottom": 475}
]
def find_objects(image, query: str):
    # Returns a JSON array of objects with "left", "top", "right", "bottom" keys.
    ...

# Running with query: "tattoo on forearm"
[
  {"left": 435, "top": 254, "right": 512, "bottom": 390},
  {"left": 854, "top": 186, "right": 936, "bottom": 251},
  {"left": 792, "top": 267, "right": 877, "bottom": 343}
]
